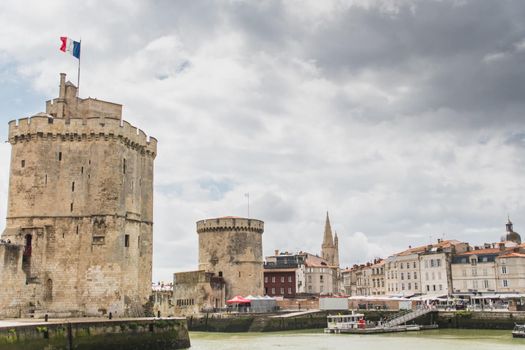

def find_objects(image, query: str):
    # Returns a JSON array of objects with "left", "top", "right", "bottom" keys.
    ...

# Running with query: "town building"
[
  {"left": 385, "top": 239, "right": 467, "bottom": 297},
  {"left": 0, "top": 73, "right": 156, "bottom": 318},
  {"left": 263, "top": 251, "right": 337, "bottom": 297}
]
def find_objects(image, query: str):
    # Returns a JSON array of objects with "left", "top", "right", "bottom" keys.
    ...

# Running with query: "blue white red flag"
[{"left": 59, "top": 37, "right": 81, "bottom": 59}]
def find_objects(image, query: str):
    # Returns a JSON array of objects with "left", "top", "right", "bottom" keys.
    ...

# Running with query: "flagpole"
[{"left": 77, "top": 39, "right": 81, "bottom": 97}]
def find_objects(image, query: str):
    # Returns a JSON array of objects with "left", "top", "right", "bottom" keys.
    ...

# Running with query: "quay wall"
[
  {"left": 437, "top": 311, "right": 525, "bottom": 330},
  {"left": 0, "top": 318, "right": 190, "bottom": 350},
  {"left": 187, "top": 310, "right": 525, "bottom": 332}
]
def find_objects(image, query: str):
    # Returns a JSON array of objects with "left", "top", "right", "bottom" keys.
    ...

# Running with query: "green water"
[{"left": 189, "top": 329, "right": 524, "bottom": 350}]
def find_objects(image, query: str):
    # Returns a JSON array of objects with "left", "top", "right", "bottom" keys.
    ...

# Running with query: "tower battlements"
[
  {"left": 196, "top": 217, "right": 264, "bottom": 234},
  {"left": 8, "top": 115, "right": 157, "bottom": 156}
]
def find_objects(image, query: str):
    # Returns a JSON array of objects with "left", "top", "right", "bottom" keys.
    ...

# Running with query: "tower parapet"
[
  {"left": 196, "top": 217, "right": 264, "bottom": 234},
  {"left": 8, "top": 115, "right": 157, "bottom": 156}
]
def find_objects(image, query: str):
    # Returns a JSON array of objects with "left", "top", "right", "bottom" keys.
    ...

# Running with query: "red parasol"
[{"left": 226, "top": 295, "right": 251, "bottom": 304}]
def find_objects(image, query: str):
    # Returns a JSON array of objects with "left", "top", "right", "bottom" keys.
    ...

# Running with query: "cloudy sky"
[{"left": 1, "top": 0, "right": 525, "bottom": 282}]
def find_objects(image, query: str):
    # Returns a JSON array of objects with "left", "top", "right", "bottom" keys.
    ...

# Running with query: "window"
[
  {"left": 72, "top": 182, "right": 75, "bottom": 192},
  {"left": 483, "top": 280, "right": 489, "bottom": 288},
  {"left": 123, "top": 158, "right": 126, "bottom": 174},
  {"left": 400, "top": 263, "right": 404, "bottom": 269},
  {"left": 320, "top": 275, "right": 324, "bottom": 282},
  {"left": 281, "top": 276, "right": 285, "bottom": 283},
  {"left": 272, "top": 277, "right": 276, "bottom": 283},
  {"left": 288, "top": 276, "right": 292, "bottom": 283},
  {"left": 271, "top": 288, "right": 275, "bottom": 294},
  {"left": 407, "top": 272, "right": 411, "bottom": 279},
  {"left": 81, "top": 166, "right": 84, "bottom": 174},
  {"left": 436, "top": 259, "right": 441, "bottom": 267},
  {"left": 470, "top": 258, "right": 477, "bottom": 266},
  {"left": 21, "top": 160, "right": 25, "bottom": 168},
  {"left": 124, "top": 234, "right": 130, "bottom": 247},
  {"left": 408, "top": 283, "right": 411, "bottom": 290},
  {"left": 472, "top": 268, "right": 477, "bottom": 276},
  {"left": 58, "top": 152, "right": 62, "bottom": 161},
  {"left": 70, "top": 202, "right": 73, "bottom": 212},
  {"left": 280, "top": 288, "right": 284, "bottom": 295},
  {"left": 414, "top": 272, "right": 417, "bottom": 279},
  {"left": 501, "top": 266, "right": 507, "bottom": 274},
  {"left": 400, "top": 273, "right": 404, "bottom": 280},
  {"left": 473, "top": 280, "right": 478, "bottom": 289},
  {"left": 430, "top": 259, "right": 435, "bottom": 267},
  {"left": 439, "top": 284, "right": 442, "bottom": 290},
  {"left": 288, "top": 288, "right": 292, "bottom": 294},
  {"left": 414, "top": 282, "right": 418, "bottom": 290},
  {"left": 500, "top": 258, "right": 507, "bottom": 265},
  {"left": 264, "top": 276, "right": 268, "bottom": 283},
  {"left": 503, "top": 280, "right": 508, "bottom": 287},
  {"left": 426, "top": 285, "right": 430, "bottom": 292},
  {"left": 401, "top": 283, "right": 405, "bottom": 290},
  {"left": 433, "top": 284, "right": 436, "bottom": 291},
  {"left": 413, "top": 262, "right": 416, "bottom": 268}
]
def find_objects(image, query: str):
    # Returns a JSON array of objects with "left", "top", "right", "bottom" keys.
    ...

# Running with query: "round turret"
[{"left": 197, "top": 217, "right": 264, "bottom": 299}]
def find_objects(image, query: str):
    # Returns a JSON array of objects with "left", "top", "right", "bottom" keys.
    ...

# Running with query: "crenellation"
[{"left": 8, "top": 115, "right": 157, "bottom": 156}]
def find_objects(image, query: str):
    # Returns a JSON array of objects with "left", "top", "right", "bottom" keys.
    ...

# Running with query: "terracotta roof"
[
  {"left": 395, "top": 240, "right": 463, "bottom": 256},
  {"left": 458, "top": 248, "right": 501, "bottom": 256},
  {"left": 499, "top": 252, "right": 525, "bottom": 258}
]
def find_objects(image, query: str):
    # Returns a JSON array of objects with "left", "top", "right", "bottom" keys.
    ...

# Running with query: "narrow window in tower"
[
  {"left": 81, "top": 166, "right": 84, "bottom": 174},
  {"left": 72, "top": 182, "right": 75, "bottom": 192},
  {"left": 21, "top": 160, "right": 25, "bottom": 168},
  {"left": 70, "top": 202, "right": 73, "bottom": 212},
  {"left": 123, "top": 158, "right": 126, "bottom": 174},
  {"left": 45, "top": 174, "right": 47, "bottom": 185},
  {"left": 58, "top": 152, "right": 62, "bottom": 161},
  {"left": 124, "top": 234, "right": 130, "bottom": 247},
  {"left": 76, "top": 225, "right": 79, "bottom": 235},
  {"left": 239, "top": 271, "right": 241, "bottom": 278}
]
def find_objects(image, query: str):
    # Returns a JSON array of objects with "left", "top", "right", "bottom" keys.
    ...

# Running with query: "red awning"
[{"left": 226, "top": 295, "right": 251, "bottom": 304}]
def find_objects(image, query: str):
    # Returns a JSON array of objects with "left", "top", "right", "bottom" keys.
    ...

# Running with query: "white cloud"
[{"left": 0, "top": 1, "right": 524, "bottom": 282}]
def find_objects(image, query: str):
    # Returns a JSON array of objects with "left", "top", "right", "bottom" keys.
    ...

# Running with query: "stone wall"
[
  {"left": 0, "top": 318, "right": 190, "bottom": 350},
  {"left": 172, "top": 270, "right": 225, "bottom": 316}
]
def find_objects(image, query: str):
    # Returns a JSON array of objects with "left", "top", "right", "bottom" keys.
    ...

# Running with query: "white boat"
[
  {"left": 513, "top": 324, "right": 525, "bottom": 338},
  {"left": 325, "top": 312, "right": 366, "bottom": 333}
]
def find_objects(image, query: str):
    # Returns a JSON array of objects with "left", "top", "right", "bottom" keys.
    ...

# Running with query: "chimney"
[
  {"left": 498, "top": 242, "right": 505, "bottom": 251},
  {"left": 274, "top": 250, "right": 279, "bottom": 256},
  {"left": 59, "top": 73, "right": 66, "bottom": 99}
]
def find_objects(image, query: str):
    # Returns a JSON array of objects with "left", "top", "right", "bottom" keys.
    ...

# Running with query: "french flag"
[{"left": 60, "top": 37, "right": 81, "bottom": 59}]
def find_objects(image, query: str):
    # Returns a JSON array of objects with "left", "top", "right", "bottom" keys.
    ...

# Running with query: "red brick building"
[{"left": 264, "top": 268, "right": 296, "bottom": 297}]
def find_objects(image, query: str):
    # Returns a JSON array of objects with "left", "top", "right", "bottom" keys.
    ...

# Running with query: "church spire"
[{"left": 322, "top": 211, "right": 334, "bottom": 248}]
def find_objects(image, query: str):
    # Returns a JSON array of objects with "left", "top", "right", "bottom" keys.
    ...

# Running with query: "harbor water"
[{"left": 189, "top": 329, "right": 525, "bottom": 350}]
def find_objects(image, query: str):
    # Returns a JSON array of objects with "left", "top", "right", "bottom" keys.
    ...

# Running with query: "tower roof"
[{"left": 322, "top": 211, "right": 334, "bottom": 247}]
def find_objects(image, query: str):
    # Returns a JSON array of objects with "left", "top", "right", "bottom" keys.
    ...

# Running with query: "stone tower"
[
  {"left": 0, "top": 73, "right": 156, "bottom": 317},
  {"left": 196, "top": 217, "right": 264, "bottom": 299},
  {"left": 321, "top": 212, "right": 339, "bottom": 267}
]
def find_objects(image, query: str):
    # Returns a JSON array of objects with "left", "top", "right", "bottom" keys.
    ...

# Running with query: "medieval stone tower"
[
  {"left": 321, "top": 212, "right": 339, "bottom": 267},
  {"left": 196, "top": 217, "right": 264, "bottom": 299},
  {"left": 0, "top": 73, "right": 156, "bottom": 317}
]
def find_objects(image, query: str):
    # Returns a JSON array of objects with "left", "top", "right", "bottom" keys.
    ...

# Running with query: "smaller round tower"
[{"left": 197, "top": 217, "right": 264, "bottom": 299}]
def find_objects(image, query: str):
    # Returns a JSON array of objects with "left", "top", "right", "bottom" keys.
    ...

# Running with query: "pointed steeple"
[
  {"left": 506, "top": 215, "right": 513, "bottom": 233},
  {"left": 322, "top": 211, "right": 334, "bottom": 248}
]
